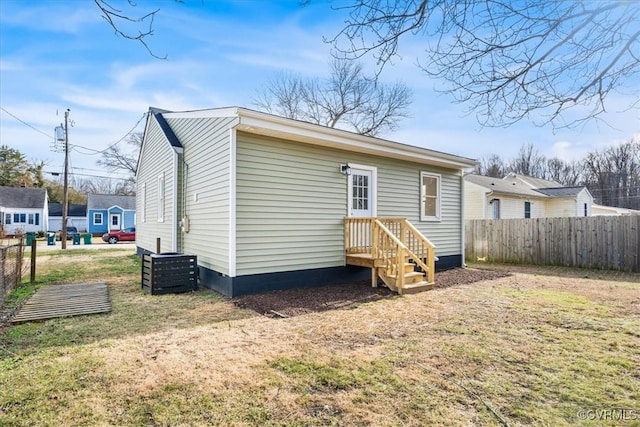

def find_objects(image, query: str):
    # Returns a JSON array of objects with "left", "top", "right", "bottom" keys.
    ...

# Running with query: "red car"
[{"left": 102, "top": 227, "right": 136, "bottom": 244}]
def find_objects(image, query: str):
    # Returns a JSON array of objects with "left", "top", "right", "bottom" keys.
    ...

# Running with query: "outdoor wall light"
[{"left": 340, "top": 163, "right": 352, "bottom": 175}]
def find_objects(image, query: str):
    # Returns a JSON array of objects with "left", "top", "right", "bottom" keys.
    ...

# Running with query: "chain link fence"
[{"left": 0, "top": 238, "right": 25, "bottom": 307}]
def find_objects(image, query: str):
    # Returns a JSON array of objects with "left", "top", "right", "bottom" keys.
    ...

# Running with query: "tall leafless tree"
[
  {"left": 474, "top": 154, "right": 506, "bottom": 178},
  {"left": 509, "top": 143, "right": 547, "bottom": 178},
  {"left": 329, "top": 0, "right": 640, "bottom": 129},
  {"left": 583, "top": 139, "right": 640, "bottom": 209},
  {"left": 254, "top": 59, "right": 412, "bottom": 137}
]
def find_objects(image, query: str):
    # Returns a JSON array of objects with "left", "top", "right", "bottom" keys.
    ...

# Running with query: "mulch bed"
[{"left": 233, "top": 268, "right": 511, "bottom": 318}]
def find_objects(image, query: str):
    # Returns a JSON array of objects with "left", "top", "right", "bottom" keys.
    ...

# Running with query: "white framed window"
[
  {"left": 157, "top": 173, "right": 165, "bottom": 222},
  {"left": 94, "top": 212, "right": 103, "bottom": 225},
  {"left": 28, "top": 213, "right": 34, "bottom": 224},
  {"left": 524, "top": 201, "right": 532, "bottom": 218},
  {"left": 420, "top": 172, "right": 441, "bottom": 221}
]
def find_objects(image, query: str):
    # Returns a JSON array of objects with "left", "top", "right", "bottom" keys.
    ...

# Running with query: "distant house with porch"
[
  {"left": 0, "top": 186, "right": 49, "bottom": 236},
  {"left": 87, "top": 194, "right": 136, "bottom": 235}
]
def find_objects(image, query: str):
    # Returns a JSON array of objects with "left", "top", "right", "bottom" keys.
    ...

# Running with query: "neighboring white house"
[
  {"left": 464, "top": 173, "right": 593, "bottom": 220},
  {"left": 0, "top": 186, "right": 49, "bottom": 235},
  {"left": 136, "top": 107, "right": 477, "bottom": 296},
  {"left": 48, "top": 203, "right": 88, "bottom": 232}
]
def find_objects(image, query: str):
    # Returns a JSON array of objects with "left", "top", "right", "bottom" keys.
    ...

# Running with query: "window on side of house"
[
  {"left": 14, "top": 213, "right": 26, "bottom": 223},
  {"left": 28, "top": 213, "right": 34, "bottom": 224},
  {"left": 5, "top": 213, "right": 11, "bottom": 224},
  {"left": 157, "top": 173, "right": 165, "bottom": 222},
  {"left": 35, "top": 213, "right": 39, "bottom": 225},
  {"left": 492, "top": 199, "right": 501, "bottom": 219},
  {"left": 94, "top": 212, "right": 103, "bottom": 225},
  {"left": 584, "top": 203, "right": 588, "bottom": 217},
  {"left": 524, "top": 201, "right": 532, "bottom": 218},
  {"left": 420, "top": 172, "right": 441, "bottom": 221}
]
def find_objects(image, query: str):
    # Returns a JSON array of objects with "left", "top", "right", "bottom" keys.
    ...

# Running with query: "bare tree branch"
[
  {"left": 329, "top": 0, "right": 640, "bottom": 129},
  {"left": 253, "top": 59, "right": 412, "bottom": 136},
  {"left": 94, "top": 0, "right": 167, "bottom": 59}
]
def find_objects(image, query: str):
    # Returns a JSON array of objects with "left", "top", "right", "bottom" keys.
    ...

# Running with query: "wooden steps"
[{"left": 344, "top": 217, "right": 436, "bottom": 295}]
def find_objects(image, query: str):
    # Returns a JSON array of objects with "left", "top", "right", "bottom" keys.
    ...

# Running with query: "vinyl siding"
[
  {"left": 577, "top": 190, "right": 592, "bottom": 216},
  {"left": 546, "top": 190, "right": 593, "bottom": 217},
  {"left": 546, "top": 198, "right": 577, "bottom": 217},
  {"left": 136, "top": 116, "right": 176, "bottom": 253},
  {"left": 488, "top": 195, "right": 546, "bottom": 219},
  {"left": 165, "top": 116, "right": 236, "bottom": 275},
  {"left": 464, "top": 181, "right": 488, "bottom": 220},
  {"left": 235, "top": 132, "right": 464, "bottom": 276}
]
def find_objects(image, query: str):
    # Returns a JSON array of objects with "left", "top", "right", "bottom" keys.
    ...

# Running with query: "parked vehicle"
[
  {"left": 56, "top": 226, "right": 80, "bottom": 241},
  {"left": 102, "top": 227, "right": 136, "bottom": 244}
]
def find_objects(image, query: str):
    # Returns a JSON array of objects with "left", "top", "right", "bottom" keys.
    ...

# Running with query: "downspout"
[
  {"left": 172, "top": 147, "right": 183, "bottom": 253},
  {"left": 460, "top": 170, "right": 466, "bottom": 267}
]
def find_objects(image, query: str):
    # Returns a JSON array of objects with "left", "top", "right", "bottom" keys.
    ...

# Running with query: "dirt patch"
[{"left": 233, "top": 268, "right": 510, "bottom": 317}]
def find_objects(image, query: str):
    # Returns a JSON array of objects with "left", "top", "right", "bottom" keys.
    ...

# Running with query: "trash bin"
[
  {"left": 25, "top": 232, "right": 36, "bottom": 246},
  {"left": 83, "top": 233, "right": 92, "bottom": 244},
  {"left": 72, "top": 233, "right": 81, "bottom": 245},
  {"left": 47, "top": 232, "right": 56, "bottom": 246}
]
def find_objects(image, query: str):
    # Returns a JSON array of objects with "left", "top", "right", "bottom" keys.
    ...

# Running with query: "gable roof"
[
  {"left": 535, "top": 186, "right": 586, "bottom": 197},
  {"left": 464, "top": 174, "right": 547, "bottom": 198},
  {"left": 465, "top": 174, "right": 590, "bottom": 199},
  {"left": 507, "top": 173, "right": 561, "bottom": 189},
  {"left": 48, "top": 203, "right": 87, "bottom": 217},
  {"left": 0, "top": 186, "right": 47, "bottom": 208},
  {"left": 146, "top": 106, "right": 477, "bottom": 170},
  {"left": 87, "top": 194, "right": 136, "bottom": 210}
]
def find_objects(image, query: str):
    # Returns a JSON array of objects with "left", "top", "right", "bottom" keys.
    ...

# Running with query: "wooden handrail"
[
  {"left": 345, "top": 217, "right": 437, "bottom": 288},
  {"left": 401, "top": 219, "right": 436, "bottom": 283}
]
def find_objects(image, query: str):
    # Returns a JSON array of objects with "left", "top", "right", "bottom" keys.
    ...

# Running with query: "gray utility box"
[{"left": 141, "top": 253, "right": 198, "bottom": 295}]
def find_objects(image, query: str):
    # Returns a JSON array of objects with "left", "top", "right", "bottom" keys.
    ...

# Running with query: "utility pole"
[{"left": 61, "top": 109, "right": 70, "bottom": 250}]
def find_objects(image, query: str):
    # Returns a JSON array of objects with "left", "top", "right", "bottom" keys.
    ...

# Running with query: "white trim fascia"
[
  {"left": 163, "top": 107, "right": 239, "bottom": 119},
  {"left": 159, "top": 106, "right": 475, "bottom": 169},
  {"left": 171, "top": 149, "right": 179, "bottom": 252},
  {"left": 347, "top": 163, "right": 378, "bottom": 217},
  {"left": 228, "top": 128, "right": 237, "bottom": 277},
  {"left": 236, "top": 114, "right": 475, "bottom": 170}
]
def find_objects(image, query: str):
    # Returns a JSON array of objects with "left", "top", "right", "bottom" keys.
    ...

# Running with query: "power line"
[
  {"left": 0, "top": 106, "right": 54, "bottom": 140},
  {"left": 71, "top": 112, "right": 147, "bottom": 156},
  {"left": 45, "top": 170, "right": 132, "bottom": 181}
]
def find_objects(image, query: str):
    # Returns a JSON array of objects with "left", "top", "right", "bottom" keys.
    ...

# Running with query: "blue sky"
[{"left": 1, "top": 0, "right": 638, "bottom": 183}]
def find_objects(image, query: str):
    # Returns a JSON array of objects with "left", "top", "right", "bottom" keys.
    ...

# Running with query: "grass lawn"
[{"left": 1, "top": 251, "right": 639, "bottom": 426}]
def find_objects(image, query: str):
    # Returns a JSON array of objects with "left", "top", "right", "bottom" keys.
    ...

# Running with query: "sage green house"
[{"left": 136, "top": 107, "right": 476, "bottom": 296}]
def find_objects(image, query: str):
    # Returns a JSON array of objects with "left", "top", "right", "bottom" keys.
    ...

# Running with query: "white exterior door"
[
  {"left": 348, "top": 167, "right": 376, "bottom": 218},
  {"left": 110, "top": 213, "right": 121, "bottom": 230}
]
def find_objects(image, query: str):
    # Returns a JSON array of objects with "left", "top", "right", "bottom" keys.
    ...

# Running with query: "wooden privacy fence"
[{"left": 465, "top": 216, "right": 640, "bottom": 272}]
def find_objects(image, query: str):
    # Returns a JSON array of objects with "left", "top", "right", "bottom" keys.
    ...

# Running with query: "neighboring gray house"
[
  {"left": 136, "top": 107, "right": 476, "bottom": 297},
  {"left": 464, "top": 173, "right": 594, "bottom": 220},
  {"left": 0, "top": 186, "right": 49, "bottom": 235},
  {"left": 87, "top": 194, "right": 136, "bottom": 234},
  {"left": 48, "top": 203, "right": 88, "bottom": 232}
]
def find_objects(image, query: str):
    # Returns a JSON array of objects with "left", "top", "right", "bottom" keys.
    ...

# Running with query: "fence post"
[{"left": 31, "top": 238, "right": 37, "bottom": 283}]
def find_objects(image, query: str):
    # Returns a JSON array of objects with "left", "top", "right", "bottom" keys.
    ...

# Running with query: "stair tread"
[
  {"left": 401, "top": 281, "right": 436, "bottom": 294},
  {"left": 387, "top": 271, "right": 424, "bottom": 279}
]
